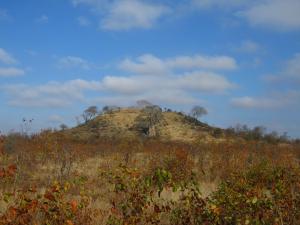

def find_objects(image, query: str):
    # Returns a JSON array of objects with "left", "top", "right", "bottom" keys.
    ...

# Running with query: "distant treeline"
[{"left": 224, "top": 124, "right": 299, "bottom": 144}]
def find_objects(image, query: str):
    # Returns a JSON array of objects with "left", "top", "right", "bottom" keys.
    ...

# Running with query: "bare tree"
[
  {"left": 144, "top": 105, "right": 163, "bottom": 127},
  {"left": 252, "top": 126, "right": 266, "bottom": 140},
  {"left": 82, "top": 106, "right": 98, "bottom": 123},
  {"left": 190, "top": 106, "right": 208, "bottom": 120},
  {"left": 135, "top": 105, "right": 163, "bottom": 136},
  {"left": 59, "top": 124, "right": 68, "bottom": 131}
]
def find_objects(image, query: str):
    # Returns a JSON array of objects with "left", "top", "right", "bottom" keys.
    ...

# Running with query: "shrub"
[
  {"left": 209, "top": 163, "right": 300, "bottom": 224},
  {"left": 104, "top": 163, "right": 300, "bottom": 225},
  {"left": 0, "top": 183, "right": 94, "bottom": 225}
]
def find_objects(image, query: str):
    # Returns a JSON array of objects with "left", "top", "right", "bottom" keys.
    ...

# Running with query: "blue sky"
[{"left": 0, "top": 0, "right": 300, "bottom": 137}]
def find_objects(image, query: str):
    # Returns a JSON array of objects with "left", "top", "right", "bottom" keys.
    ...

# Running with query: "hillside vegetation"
[{"left": 67, "top": 108, "right": 218, "bottom": 143}]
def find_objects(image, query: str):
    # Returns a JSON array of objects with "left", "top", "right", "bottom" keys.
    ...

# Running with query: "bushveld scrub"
[
  {"left": 0, "top": 183, "right": 94, "bottom": 225},
  {"left": 209, "top": 163, "right": 300, "bottom": 224},
  {"left": 0, "top": 127, "right": 299, "bottom": 224},
  {"left": 102, "top": 163, "right": 300, "bottom": 225}
]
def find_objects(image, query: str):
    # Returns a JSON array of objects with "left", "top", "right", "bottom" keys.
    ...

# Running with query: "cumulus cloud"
[
  {"left": 166, "top": 55, "right": 237, "bottom": 70},
  {"left": 72, "top": 0, "right": 109, "bottom": 8},
  {"left": 193, "top": 0, "right": 249, "bottom": 9},
  {"left": 71, "top": 0, "right": 300, "bottom": 32},
  {"left": 231, "top": 91, "right": 300, "bottom": 109},
  {"left": 239, "top": 0, "right": 300, "bottom": 31},
  {"left": 92, "top": 89, "right": 199, "bottom": 107},
  {"left": 72, "top": 0, "right": 170, "bottom": 30},
  {"left": 102, "top": 71, "right": 234, "bottom": 95},
  {"left": 3, "top": 73, "right": 232, "bottom": 107},
  {"left": 58, "top": 56, "right": 93, "bottom": 70},
  {"left": 2, "top": 79, "right": 103, "bottom": 107},
  {"left": 2, "top": 52, "right": 236, "bottom": 108},
  {"left": 231, "top": 96, "right": 280, "bottom": 109},
  {"left": 192, "top": 0, "right": 300, "bottom": 32},
  {"left": 101, "top": 75, "right": 150, "bottom": 94},
  {"left": 120, "top": 54, "right": 169, "bottom": 75},
  {"left": 0, "top": 48, "right": 17, "bottom": 64},
  {"left": 0, "top": 48, "right": 26, "bottom": 77},
  {"left": 101, "top": 0, "right": 170, "bottom": 30},
  {"left": 0, "top": 68, "right": 25, "bottom": 77},
  {"left": 177, "top": 71, "right": 235, "bottom": 93},
  {"left": 2, "top": 70, "right": 235, "bottom": 108},
  {"left": 120, "top": 54, "right": 237, "bottom": 75}
]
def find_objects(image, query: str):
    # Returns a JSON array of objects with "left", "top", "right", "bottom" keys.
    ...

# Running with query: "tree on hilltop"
[
  {"left": 190, "top": 106, "right": 208, "bottom": 120},
  {"left": 135, "top": 105, "right": 163, "bottom": 136},
  {"left": 82, "top": 106, "right": 98, "bottom": 123}
]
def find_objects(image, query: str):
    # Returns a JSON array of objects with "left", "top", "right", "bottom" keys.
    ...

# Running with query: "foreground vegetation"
[{"left": 0, "top": 126, "right": 299, "bottom": 224}]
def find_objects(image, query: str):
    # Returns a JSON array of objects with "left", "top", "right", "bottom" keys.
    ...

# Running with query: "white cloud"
[
  {"left": 120, "top": 53, "right": 237, "bottom": 75},
  {"left": 101, "top": 0, "right": 170, "bottom": 30},
  {"left": 142, "top": 89, "right": 199, "bottom": 105},
  {"left": 231, "top": 91, "right": 300, "bottom": 109},
  {"left": 2, "top": 71, "right": 234, "bottom": 108},
  {"left": 177, "top": 71, "right": 235, "bottom": 93},
  {"left": 192, "top": 0, "right": 300, "bottom": 32},
  {"left": 102, "top": 75, "right": 149, "bottom": 94},
  {"left": 58, "top": 56, "right": 92, "bottom": 69},
  {"left": 166, "top": 55, "right": 237, "bottom": 70},
  {"left": 235, "top": 40, "right": 260, "bottom": 53},
  {"left": 239, "top": 0, "right": 300, "bottom": 31},
  {"left": 2, "top": 79, "right": 103, "bottom": 107},
  {"left": 72, "top": 0, "right": 170, "bottom": 30},
  {"left": 36, "top": 14, "right": 49, "bottom": 24},
  {"left": 92, "top": 89, "right": 199, "bottom": 107},
  {"left": 193, "top": 0, "right": 249, "bottom": 9},
  {"left": 71, "top": 0, "right": 300, "bottom": 32},
  {"left": 77, "top": 16, "right": 91, "bottom": 26},
  {"left": 0, "top": 67, "right": 25, "bottom": 77},
  {"left": 102, "top": 71, "right": 234, "bottom": 95},
  {"left": 0, "top": 49, "right": 26, "bottom": 78},
  {"left": 120, "top": 54, "right": 168, "bottom": 75},
  {"left": 72, "top": 0, "right": 109, "bottom": 8},
  {"left": 2, "top": 51, "right": 236, "bottom": 108},
  {"left": 0, "top": 48, "right": 17, "bottom": 64},
  {"left": 231, "top": 96, "right": 279, "bottom": 109}
]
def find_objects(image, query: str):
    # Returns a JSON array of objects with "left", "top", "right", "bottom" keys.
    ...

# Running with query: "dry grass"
[{"left": 67, "top": 108, "right": 214, "bottom": 143}]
